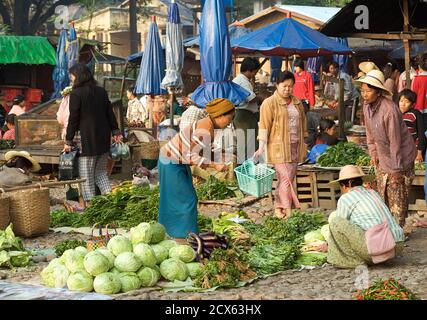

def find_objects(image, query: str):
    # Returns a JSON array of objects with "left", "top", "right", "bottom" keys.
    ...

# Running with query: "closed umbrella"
[
  {"left": 269, "top": 56, "right": 282, "bottom": 83},
  {"left": 135, "top": 16, "right": 166, "bottom": 95},
  {"left": 191, "top": 0, "right": 249, "bottom": 108},
  {"left": 68, "top": 23, "right": 79, "bottom": 69},
  {"left": 333, "top": 37, "right": 349, "bottom": 73},
  {"left": 51, "top": 29, "right": 69, "bottom": 99}
]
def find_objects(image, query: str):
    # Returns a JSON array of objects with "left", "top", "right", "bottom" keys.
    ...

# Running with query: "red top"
[
  {"left": 293, "top": 70, "right": 315, "bottom": 107},
  {"left": 2, "top": 128, "right": 15, "bottom": 140},
  {"left": 411, "top": 72, "right": 427, "bottom": 113}
]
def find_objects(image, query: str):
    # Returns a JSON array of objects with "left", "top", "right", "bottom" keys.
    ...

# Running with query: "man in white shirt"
[{"left": 232, "top": 58, "right": 262, "bottom": 160}]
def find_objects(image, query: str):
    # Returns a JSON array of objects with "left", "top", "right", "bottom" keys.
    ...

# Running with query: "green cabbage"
[
  {"left": 59, "top": 249, "right": 75, "bottom": 264},
  {"left": 160, "top": 258, "right": 189, "bottom": 281},
  {"left": 107, "top": 235, "right": 133, "bottom": 256},
  {"left": 296, "top": 252, "right": 328, "bottom": 267},
  {"left": 158, "top": 239, "right": 177, "bottom": 252},
  {"left": 109, "top": 267, "right": 121, "bottom": 275},
  {"left": 9, "top": 251, "right": 30, "bottom": 268},
  {"left": 41, "top": 264, "right": 69, "bottom": 288},
  {"left": 114, "top": 252, "right": 143, "bottom": 272},
  {"left": 47, "top": 258, "right": 64, "bottom": 268},
  {"left": 133, "top": 243, "right": 157, "bottom": 268},
  {"left": 65, "top": 250, "right": 86, "bottom": 273},
  {"left": 169, "top": 245, "right": 196, "bottom": 263},
  {"left": 67, "top": 270, "right": 94, "bottom": 292},
  {"left": 118, "top": 272, "right": 142, "bottom": 293},
  {"left": 304, "top": 229, "right": 325, "bottom": 243},
  {"left": 93, "top": 272, "right": 121, "bottom": 294},
  {"left": 151, "top": 244, "right": 168, "bottom": 264},
  {"left": 186, "top": 262, "right": 203, "bottom": 278},
  {"left": 96, "top": 248, "right": 116, "bottom": 270},
  {"left": 137, "top": 267, "right": 160, "bottom": 287},
  {"left": 130, "top": 223, "right": 153, "bottom": 245},
  {"left": 74, "top": 246, "right": 88, "bottom": 255},
  {"left": 83, "top": 251, "right": 110, "bottom": 276},
  {"left": 149, "top": 222, "right": 166, "bottom": 244}
]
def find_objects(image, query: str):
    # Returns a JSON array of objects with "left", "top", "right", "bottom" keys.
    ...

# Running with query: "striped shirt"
[
  {"left": 161, "top": 117, "right": 214, "bottom": 167},
  {"left": 179, "top": 105, "right": 208, "bottom": 131},
  {"left": 336, "top": 186, "right": 404, "bottom": 242}
]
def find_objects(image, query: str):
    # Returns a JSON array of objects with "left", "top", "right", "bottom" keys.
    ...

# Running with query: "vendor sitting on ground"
[
  {"left": 327, "top": 165, "right": 404, "bottom": 269},
  {"left": 0, "top": 150, "right": 41, "bottom": 188},
  {"left": 158, "top": 98, "right": 235, "bottom": 242}
]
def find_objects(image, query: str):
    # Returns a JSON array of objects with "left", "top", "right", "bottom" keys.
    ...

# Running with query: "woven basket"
[
  {"left": 8, "top": 187, "right": 50, "bottom": 237},
  {"left": 0, "top": 189, "right": 10, "bottom": 230}
]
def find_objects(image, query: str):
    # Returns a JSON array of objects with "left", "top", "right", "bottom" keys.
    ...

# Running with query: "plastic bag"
[
  {"left": 110, "top": 142, "right": 130, "bottom": 161},
  {"left": 59, "top": 148, "right": 79, "bottom": 181}
]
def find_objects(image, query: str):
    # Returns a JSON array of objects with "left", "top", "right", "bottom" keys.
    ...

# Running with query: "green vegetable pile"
[
  {"left": 317, "top": 142, "right": 370, "bottom": 167},
  {"left": 415, "top": 162, "right": 426, "bottom": 171},
  {"left": 0, "top": 140, "right": 15, "bottom": 150},
  {"left": 40, "top": 221, "right": 203, "bottom": 295},
  {"left": 196, "top": 176, "right": 243, "bottom": 201},
  {"left": 55, "top": 240, "right": 87, "bottom": 257},
  {"left": 0, "top": 224, "right": 31, "bottom": 269}
]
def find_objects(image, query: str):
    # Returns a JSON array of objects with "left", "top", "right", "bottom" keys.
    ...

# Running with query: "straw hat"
[
  {"left": 329, "top": 165, "right": 365, "bottom": 186},
  {"left": 359, "top": 61, "right": 379, "bottom": 74},
  {"left": 5, "top": 150, "right": 41, "bottom": 173},
  {"left": 355, "top": 70, "right": 392, "bottom": 96}
]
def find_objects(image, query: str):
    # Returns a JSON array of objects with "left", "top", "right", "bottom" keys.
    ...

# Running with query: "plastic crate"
[
  {"left": 25, "top": 88, "right": 42, "bottom": 103},
  {"left": 234, "top": 160, "right": 275, "bottom": 197}
]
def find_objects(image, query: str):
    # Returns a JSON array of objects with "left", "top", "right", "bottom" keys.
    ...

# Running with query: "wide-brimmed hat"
[
  {"left": 4, "top": 150, "right": 41, "bottom": 173},
  {"left": 355, "top": 70, "right": 392, "bottom": 96},
  {"left": 329, "top": 165, "right": 365, "bottom": 186},
  {"left": 359, "top": 61, "right": 379, "bottom": 74}
]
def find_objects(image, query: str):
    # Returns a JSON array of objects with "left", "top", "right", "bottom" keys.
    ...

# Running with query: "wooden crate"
[
  {"left": 315, "top": 171, "right": 341, "bottom": 209},
  {"left": 272, "top": 171, "right": 316, "bottom": 208}
]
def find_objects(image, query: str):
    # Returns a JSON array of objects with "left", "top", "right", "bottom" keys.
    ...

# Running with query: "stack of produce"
[
  {"left": 196, "top": 176, "right": 243, "bottom": 201},
  {"left": 317, "top": 142, "right": 370, "bottom": 167},
  {"left": 353, "top": 278, "right": 418, "bottom": 300},
  {"left": 40, "top": 222, "right": 203, "bottom": 294},
  {"left": 211, "top": 211, "right": 251, "bottom": 247},
  {"left": 0, "top": 225, "right": 31, "bottom": 269},
  {"left": 297, "top": 228, "right": 328, "bottom": 267}
]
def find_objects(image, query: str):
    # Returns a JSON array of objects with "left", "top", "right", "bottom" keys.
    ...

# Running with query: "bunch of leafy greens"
[
  {"left": 54, "top": 240, "right": 87, "bottom": 257},
  {"left": 197, "top": 214, "right": 213, "bottom": 233},
  {"left": 0, "top": 224, "right": 31, "bottom": 269},
  {"left": 194, "top": 248, "right": 256, "bottom": 289},
  {"left": 196, "top": 176, "right": 242, "bottom": 201},
  {"left": 317, "top": 142, "right": 370, "bottom": 167},
  {"left": 50, "top": 210, "right": 81, "bottom": 228}
]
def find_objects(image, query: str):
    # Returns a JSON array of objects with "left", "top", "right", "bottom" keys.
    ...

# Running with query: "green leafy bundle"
[
  {"left": 0, "top": 224, "right": 30, "bottom": 269},
  {"left": 196, "top": 176, "right": 241, "bottom": 201},
  {"left": 54, "top": 239, "right": 87, "bottom": 257},
  {"left": 0, "top": 139, "right": 14, "bottom": 150},
  {"left": 317, "top": 142, "right": 370, "bottom": 167},
  {"left": 50, "top": 210, "right": 81, "bottom": 228}
]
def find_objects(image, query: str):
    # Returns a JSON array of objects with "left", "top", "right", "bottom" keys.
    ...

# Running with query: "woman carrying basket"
[
  {"left": 158, "top": 98, "right": 235, "bottom": 241},
  {"left": 254, "top": 71, "right": 308, "bottom": 219}
]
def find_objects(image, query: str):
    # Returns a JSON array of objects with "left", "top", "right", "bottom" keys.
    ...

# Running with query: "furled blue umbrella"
[
  {"left": 307, "top": 56, "right": 323, "bottom": 84},
  {"left": 135, "top": 16, "right": 166, "bottom": 95},
  {"left": 161, "top": 0, "right": 184, "bottom": 90},
  {"left": 51, "top": 29, "right": 69, "bottom": 99},
  {"left": 231, "top": 18, "right": 353, "bottom": 57},
  {"left": 68, "top": 23, "right": 79, "bottom": 69},
  {"left": 192, "top": 0, "right": 249, "bottom": 108},
  {"left": 333, "top": 37, "right": 349, "bottom": 73}
]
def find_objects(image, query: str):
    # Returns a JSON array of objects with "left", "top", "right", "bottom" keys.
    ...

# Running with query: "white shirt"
[
  {"left": 232, "top": 74, "right": 259, "bottom": 113},
  {"left": 8, "top": 105, "right": 26, "bottom": 116}
]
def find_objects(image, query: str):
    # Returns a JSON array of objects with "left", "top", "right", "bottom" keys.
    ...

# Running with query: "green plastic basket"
[{"left": 234, "top": 160, "right": 275, "bottom": 197}]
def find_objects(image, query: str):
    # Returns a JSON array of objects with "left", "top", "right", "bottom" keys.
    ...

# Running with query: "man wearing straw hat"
[
  {"left": 326, "top": 165, "right": 404, "bottom": 268},
  {"left": 356, "top": 70, "right": 416, "bottom": 229},
  {"left": 0, "top": 151, "right": 41, "bottom": 188}
]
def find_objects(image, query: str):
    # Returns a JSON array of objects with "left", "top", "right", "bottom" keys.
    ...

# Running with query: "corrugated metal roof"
[{"left": 277, "top": 5, "right": 341, "bottom": 23}]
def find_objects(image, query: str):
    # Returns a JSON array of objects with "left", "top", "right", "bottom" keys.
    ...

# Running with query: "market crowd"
[{"left": 1, "top": 51, "right": 427, "bottom": 270}]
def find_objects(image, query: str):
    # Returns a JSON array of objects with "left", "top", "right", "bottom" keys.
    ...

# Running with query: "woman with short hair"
[
  {"left": 357, "top": 70, "right": 416, "bottom": 227},
  {"left": 254, "top": 71, "right": 308, "bottom": 219}
]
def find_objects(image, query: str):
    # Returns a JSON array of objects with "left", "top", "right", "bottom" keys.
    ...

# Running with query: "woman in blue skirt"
[{"left": 158, "top": 98, "right": 236, "bottom": 240}]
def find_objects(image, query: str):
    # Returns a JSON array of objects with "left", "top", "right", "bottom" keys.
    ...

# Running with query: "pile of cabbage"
[
  {"left": 296, "top": 226, "right": 329, "bottom": 267},
  {"left": 40, "top": 222, "right": 203, "bottom": 294}
]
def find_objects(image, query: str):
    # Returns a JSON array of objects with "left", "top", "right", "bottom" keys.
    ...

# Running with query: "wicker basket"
[
  {"left": 8, "top": 186, "right": 50, "bottom": 237},
  {"left": 0, "top": 189, "right": 10, "bottom": 230}
]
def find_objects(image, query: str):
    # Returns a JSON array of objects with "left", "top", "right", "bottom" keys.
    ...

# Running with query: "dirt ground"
[{"left": 1, "top": 190, "right": 427, "bottom": 300}]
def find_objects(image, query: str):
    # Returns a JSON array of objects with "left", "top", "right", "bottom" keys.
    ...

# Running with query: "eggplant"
[
  {"left": 199, "top": 231, "right": 216, "bottom": 237},
  {"left": 202, "top": 241, "right": 223, "bottom": 249}
]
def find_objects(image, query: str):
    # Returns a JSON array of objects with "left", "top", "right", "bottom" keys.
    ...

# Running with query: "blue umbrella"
[
  {"left": 269, "top": 56, "right": 282, "bottom": 83},
  {"left": 161, "top": 0, "right": 184, "bottom": 90},
  {"left": 192, "top": 0, "right": 249, "bottom": 108},
  {"left": 333, "top": 37, "right": 349, "bottom": 73},
  {"left": 68, "top": 23, "right": 79, "bottom": 69},
  {"left": 307, "top": 56, "right": 323, "bottom": 84},
  {"left": 51, "top": 29, "right": 69, "bottom": 99},
  {"left": 135, "top": 17, "right": 166, "bottom": 95},
  {"left": 231, "top": 18, "right": 353, "bottom": 57}
]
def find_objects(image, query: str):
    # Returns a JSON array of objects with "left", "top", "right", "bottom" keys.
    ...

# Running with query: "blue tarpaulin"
[
  {"left": 51, "top": 29, "right": 69, "bottom": 99},
  {"left": 191, "top": 0, "right": 249, "bottom": 108},
  {"left": 135, "top": 18, "right": 166, "bottom": 95},
  {"left": 333, "top": 37, "right": 349, "bottom": 73},
  {"left": 231, "top": 18, "right": 353, "bottom": 57},
  {"left": 161, "top": 0, "right": 184, "bottom": 90},
  {"left": 67, "top": 25, "right": 79, "bottom": 69}
]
